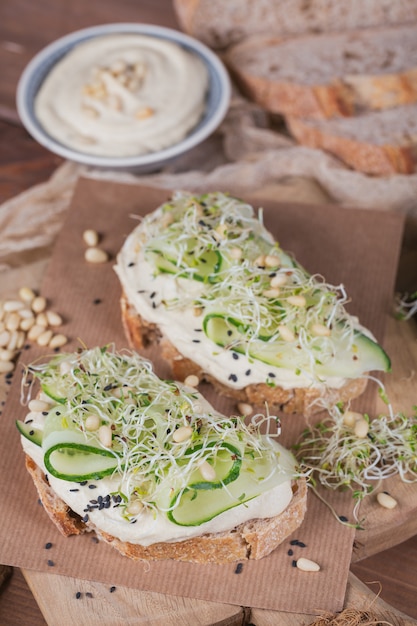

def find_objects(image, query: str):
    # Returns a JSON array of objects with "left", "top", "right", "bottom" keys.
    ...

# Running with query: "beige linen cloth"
[{"left": 1, "top": 94, "right": 417, "bottom": 292}]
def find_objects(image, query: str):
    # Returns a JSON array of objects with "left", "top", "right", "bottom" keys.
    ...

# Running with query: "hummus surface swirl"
[{"left": 34, "top": 34, "right": 209, "bottom": 157}]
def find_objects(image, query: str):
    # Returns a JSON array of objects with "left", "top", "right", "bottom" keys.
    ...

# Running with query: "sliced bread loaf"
[
  {"left": 286, "top": 104, "right": 417, "bottom": 175},
  {"left": 225, "top": 25, "right": 417, "bottom": 119},
  {"left": 174, "top": 0, "right": 417, "bottom": 49}
]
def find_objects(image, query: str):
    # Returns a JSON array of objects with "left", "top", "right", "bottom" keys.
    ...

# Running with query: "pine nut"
[
  {"left": 37, "top": 329, "right": 53, "bottom": 347},
  {"left": 172, "top": 426, "right": 193, "bottom": 443},
  {"left": 32, "top": 296, "right": 47, "bottom": 313},
  {"left": 20, "top": 317, "right": 35, "bottom": 332},
  {"left": 264, "top": 254, "right": 281, "bottom": 268},
  {"left": 49, "top": 334, "right": 68, "bottom": 349},
  {"left": 19, "top": 308, "right": 35, "bottom": 319},
  {"left": 16, "top": 331, "right": 25, "bottom": 349},
  {"left": 98, "top": 424, "right": 113, "bottom": 447},
  {"left": 46, "top": 311, "right": 63, "bottom": 327},
  {"left": 126, "top": 499, "right": 143, "bottom": 516},
  {"left": 193, "top": 306, "right": 203, "bottom": 317},
  {"left": 28, "top": 324, "right": 45, "bottom": 341},
  {"left": 36, "top": 312, "right": 48, "bottom": 327},
  {"left": 7, "top": 330, "right": 19, "bottom": 351},
  {"left": 184, "top": 374, "right": 199, "bottom": 388},
  {"left": 0, "top": 302, "right": 4, "bottom": 322},
  {"left": 28, "top": 399, "right": 51, "bottom": 412},
  {"left": 199, "top": 460, "right": 216, "bottom": 481},
  {"left": 3, "top": 300, "right": 25, "bottom": 312},
  {"left": 0, "top": 360, "right": 14, "bottom": 373},
  {"left": 343, "top": 411, "right": 363, "bottom": 428},
  {"left": 376, "top": 492, "right": 397, "bottom": 510},
  {"left": 60, "top": 361, "right": 72, "bottom": 375},
  {"left": 354, "top": 417, "right": 369, "bottom": 438},
  {"left": 85, "top": 415, "right": 101, "bottom": 431},
  {"left": 19, "top": 286, "right": 36, "bottom": 303},
  {"left": 270, "top": 274, "right": 288, "bottom": 288},
  {"left": 296, "top": 557, "right": 320, "bottom": 572},
  {"left": 287, "top": 295, "right": 307, "bottom": 307},
  {"left": 0, "top": 348, "right": 15, "bottom": 361},
  {"left": 85, "top": 247, "right": 109, "bottom": 264},
  {"left": 254, "top": 255, "right": 265, "bottom": 267},
  {"left": 312, "top": 323, "right": 331, "bottom": 337},
  {"left": 278, "top": 324, "right": 295, "bottom": 342},
  {"left": 0, "top": 330, "right": 10, "bottom": 347},
  {"left": 237, "top": 402, "right": 253, "bottom": 416},
  {"left": 83, "top": 229, "right": 100, "bottom": 247},
  {"left": 5, "top": 312, "right": 20, "bottom": 331},
  {"left": 229, "top": 247, "right": 243, "bottom": 260},
  {"left": 263, "top": 288, "right": 280, "bottom": 298}
]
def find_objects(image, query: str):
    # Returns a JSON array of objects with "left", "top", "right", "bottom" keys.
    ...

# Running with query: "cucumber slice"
[
  {"left": 43, "top": 430, "right": 119, "bottom": 481},
  {"left": 168, "top": 441, "right": 295, "bottom": 526},
  {"left": 182, "top": 441, "right": 242, "bottom": 490},
  {"left": 203, "top": 314, "right": 391, "bottom": 378},
  {"left": 150, "top": 248, "right": 222, "bottom": 283},
  {"left": 16, "top": 420, "right": 42, "bottom": 447},
  {"left": 41, "top": 381, "right": 67, "bottom": 404}
]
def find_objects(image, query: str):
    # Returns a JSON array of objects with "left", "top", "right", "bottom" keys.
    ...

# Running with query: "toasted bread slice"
[{"left": 25, "top": 454, "right": 307, "bottom": 563}]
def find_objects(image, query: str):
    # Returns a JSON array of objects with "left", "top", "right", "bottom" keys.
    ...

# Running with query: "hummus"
[{"left": 34, "top": 34, "right": 209, "bottom": 157}]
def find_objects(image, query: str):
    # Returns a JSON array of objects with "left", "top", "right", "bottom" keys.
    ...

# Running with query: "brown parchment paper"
[{"left": 0, "top": 178, "right": 404, "bottom": 614}]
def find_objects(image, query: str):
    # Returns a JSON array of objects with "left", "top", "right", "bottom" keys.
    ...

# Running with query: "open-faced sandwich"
[
  {"left": 115, "top": 191, "right": 390, "bottom": 416},
  {"left": 17, "top": 346, "right": 306, "bottom": 563}
]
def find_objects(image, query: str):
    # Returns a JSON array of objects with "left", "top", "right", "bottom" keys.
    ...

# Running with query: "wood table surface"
[{"left": 0, "top": 1, "right": 417, "bottom": 624}]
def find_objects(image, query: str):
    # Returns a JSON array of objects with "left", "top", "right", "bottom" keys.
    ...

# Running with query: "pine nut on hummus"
[{"left": 34, "top": 34, "right": 209, "bottom": 157}]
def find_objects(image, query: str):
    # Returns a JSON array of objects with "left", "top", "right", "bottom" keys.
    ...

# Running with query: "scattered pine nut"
[
  {"left": 98, "top": 425, "right": 113, "bottom": 448},
  {"left": 354, "top": 417, "right": 369, "bottom": 439},
  {"left": 287, "top": 295, "right": 307, "bottom": 307},
  {"left": 83, "top": 229, "right": 100, "bottom": 247},
  {"left": 3, "top": 300, "right": 25, "bottom": 312},
  {"left": 36, "top": 312, "right": 49, "bottom": 327},
  {"left": 0, "top": 330, "right": 10, "bottom": 347},
  {"left": 32, "top": 296, "right": 47, "bottom": 313},
  {"left": 184, "top": 374, "right": 199, "bottom": 388},
  {"left": 19, "top": 308, "right": 35, "bottom": 319},
  {"left": 237, "top": 402, "right": 253, "bottom": 416},
  {"left": 0, "top": 360, "right": 14, "bottom": 373},
  {"left": 263, "top": 288, "right": 280, "bottom": 299},
  {"left": 28, "top": 324, "right": 45, "bottom": 341},
  {"left": 278, "top": 324, "right": 295, "bottom": 342},
  {"left": 343, "top": 411, "right": 363, "bottom": 428},
  {"left": 0, "top": 348, "right": 15, "bottom": 362},
  {"left": 377, "top": 492, "right": 398, "bottom": 510},
  {"left": 172, "top": 425, "right": 193, "bottom": 443},
  {"left": 49, "top": 334, "right": 68, "bottom": 349},
  {"left": 85, "top": 247, "right": 109, "bottom": 264},
  {"left": 7, "top": 330, "right": 19, "bottom": 351},
  {"left": 28, "top": 399, "right": 51, "bottom": 412},
  {"left": 20, "top": 317, "right": 35, "bottom": 331},
  {"left": 254, "top": 255, "right": 265, "bottom": 267},
  {"left": 46, "top": 311, "right": 63, "bottom": 327},
  {"left": 311, "top": 323, "right": 331, "bottom": 337},
  {"left": 126, "top": 500, "right": 143, "bottom": 516},
  {"left": 37, "top": 329, "right": 53, "bottom": 347},
  {"left": 264, "top": 254, "right": 281, "bottom": 268},
  {"left": 199, "top": 460, "right": 216, "bottom": 481},
  {"left": 270, "top": 274, "right": 288, "bottom": 288},
  {"left": 5, "top": 313, "right": 20, "bottom": 331},
  {"left": 85, "top": 415, "right": 101, "bottom": 432},
  {"left": 229, "top": 247, "right": 243, "bottom": 260},
  {"left": 19, "top": 286, "right": 36, "bottom": 303},
  {"left": 296, "top": 557, "right": 320, "bottom": 572}
]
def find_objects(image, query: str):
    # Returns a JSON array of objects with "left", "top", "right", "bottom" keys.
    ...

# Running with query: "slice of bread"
[
  {"left": 173, "top": 0, "right": 417, "bottom": 49},
  {"left": 25, "top": 454, "right": 307, "bottom": 563},
  {"left": 225, "top": 26, "right": 417, "bottom": 119},
  {"left": 286, "top": 104, "right": 417, "bottom": 175},
  {"left": 121, "top": 294, "right": 368, "bottom": 417}
]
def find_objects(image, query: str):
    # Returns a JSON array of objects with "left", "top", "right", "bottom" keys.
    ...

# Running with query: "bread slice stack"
[{"left": 224, "top": 24, "right": 417, "bottom": 176}]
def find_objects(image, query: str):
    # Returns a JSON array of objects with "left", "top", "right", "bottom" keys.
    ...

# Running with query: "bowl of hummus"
[{"left": 16, "top": 23, "right": 231, "bottom": 171}]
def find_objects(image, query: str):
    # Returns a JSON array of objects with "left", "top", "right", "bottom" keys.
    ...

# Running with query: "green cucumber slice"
[
  {"left": 41, "top": 381, "right": 67, "bottom": 404},
  {"left": 16, "top": 420, "right": 42, "bottom": 447},
  {"left": 167, "top": 441, "right": 295, "bottom": 526},
  {"left": 182, "top": 441, "right": 242, "bottom": 490},
  {"left": 43, "top": 430, "right": 119, "bottom": 481},
  {"left": 203, "top": 313, "right": 390, "bottom": 378},
  {"left": 150, "top": 248, "right": 222, "bottom": 283}
]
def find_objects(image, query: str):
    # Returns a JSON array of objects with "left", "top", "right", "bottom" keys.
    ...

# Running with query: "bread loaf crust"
[
  {"left": 121, "top": 294, "right": 368, "bottom": 417},
  {"left": 24, "top": 454, "right": 307, "bottom": 563}
]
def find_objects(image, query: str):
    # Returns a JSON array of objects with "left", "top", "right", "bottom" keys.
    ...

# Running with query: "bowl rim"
[{"left": 16, "top": 22, "right": 231, "bottom": 168}]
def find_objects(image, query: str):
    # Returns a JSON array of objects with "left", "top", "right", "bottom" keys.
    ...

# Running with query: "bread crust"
[
  {"left": 286, "top": 115, "right": 415, "bottom": 176},
  {"left": 121, "top": 294, "right": 368, "bottom": 417},
  {"left": 24, "top": 454, "right": 307, "bottom": 563}
]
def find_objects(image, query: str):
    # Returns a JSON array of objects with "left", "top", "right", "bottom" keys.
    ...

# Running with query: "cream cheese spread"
[
  {"left": 22, "top": 434, "right": 293, "bottom": 546},
  {"left": 34, "top": 34, "right": 209, "bottom": 157}
]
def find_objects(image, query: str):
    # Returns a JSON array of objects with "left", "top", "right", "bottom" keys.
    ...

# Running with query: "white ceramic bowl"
[{"left": 16, "top": 23, "right": 231, "bottom": 171}]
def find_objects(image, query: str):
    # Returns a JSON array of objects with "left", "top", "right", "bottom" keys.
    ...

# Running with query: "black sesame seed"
[
  {"left": 104, "top": 384, "right": 113, "bottom": 391},
  {"left": 91, "top": 536, "right": 99, "bottom": 544},
  {"left": 291, "top": 560, "right": 297, "bottom": 568},
  {"left": 152, "top": 302, "right": 157, "bottom": 309},
  {"left": 290, "top": 539, "right": 299, "bottom": 545},
  {"left": 79, "top": 481, "right": 88, "bottom": 486},
  {"left": 227, "top": 330, "right": 233, "bottom": 337},
  {"left": 297, "top": 541, "right": 306, "bottom": 548},
  {"left": 339, "top": 515, "right": 348, "bottom": 523},
  {"left": 47, "top": 560, "right": 55, "bottom": 567},
  {"left": 75, "top": 591, "right": 82, "bottom": 599},
  {"left": 228, "top": 374, "right": 238, "bottom": 383},
  {"left": 245, "top": 369, "right": 251, "bottom": 376},
  {"left": 45, "top": 542, "right": 53, "bottom": 550},
  {"left": 88, "top": 484, "right": 97, "bottom": 490},
  {"left": 109, "top": 586, "right": 116, "bottom": 593},
  {"left": 234, "top": 563, "right": 243, "bottom": 574},
  {"left": 192, "top": 339, "right": 200, "bottom": 343},
  {"left": 150, "top": 291, "right": 156, "bottom": 299},
  {"left": 268, "top": 372, "right": 276, "bottom": 378},
  {"left": 232, "top": 352, "right": 239, "bottom": 360},
  {"left": 82, "top": 514, "right": 89, "bottom": 523},
  {"left": 128, "top": 262, "right": 135, "bottom": 267},
  {"left": 29, "top": 430, "right": 35, "bottom": 436},
  {"left": 288, "top": 549, "right": 293, "bottom": 556},
  {"left": 86, "top": 592, "right": 93, "bottom": 598},
  {"left": 93, "top": 298, "right": 102, "bottom": 305},
  {"left": 69, "top": 488, "right": 79, "bottom": 492}
]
